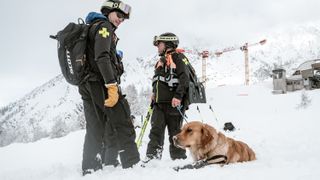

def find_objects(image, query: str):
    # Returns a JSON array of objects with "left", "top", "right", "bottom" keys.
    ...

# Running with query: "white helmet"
[{"left": 101, "top": 0, "right": 131, "bottom": 19}]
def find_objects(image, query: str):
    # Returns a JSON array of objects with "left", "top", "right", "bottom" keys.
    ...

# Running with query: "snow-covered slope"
[
  {"left": 0, "top": 75, "right": 83, "bottom": 147},
  {"left": 0, "top": 82, "right": 319, "bottom": 180}
]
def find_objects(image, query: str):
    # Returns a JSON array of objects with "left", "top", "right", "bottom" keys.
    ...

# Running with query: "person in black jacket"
[
  {"left": 143, "top": 32, "right": 189, "bottom": 164},
  {"left": 79, "top": 0, "right": 139, "bottom": 175}
]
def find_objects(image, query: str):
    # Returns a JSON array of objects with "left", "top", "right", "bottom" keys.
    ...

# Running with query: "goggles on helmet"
[{"left": 153, "top": 36, "right": 179, "bottom": 46}]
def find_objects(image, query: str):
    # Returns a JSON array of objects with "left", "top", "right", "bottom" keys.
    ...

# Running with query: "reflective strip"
[
  {"left": 102, "top": 1, "right": 114, "bottom": 8},
  {"left": 158, "top": 36, "right": 178, "bottom": 41},
  {"left": 156, "top": 81, "right": 159, "bottom": 102},
  {"left": 153, "top": 76, "right": 179, "bottom": 87},
  {"left": 154, "top": 36, "right": 178, "bottom": 42}
]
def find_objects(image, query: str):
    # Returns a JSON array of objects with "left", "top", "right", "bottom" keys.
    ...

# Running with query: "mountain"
[
  {"left": 0, "top": 75, "right": 84, "bottom": 147},
  {"left": 251, "top": 22, "right": 320, "bottom": 81},
  {"left": 0, "top": 57, "right": 154, "bottom": 147},
  {"left": 1, "top": 22, "right": 320, "bottom": 147},
  {"left": 135, "top": 22, "right": 320, "bottom": 87}
]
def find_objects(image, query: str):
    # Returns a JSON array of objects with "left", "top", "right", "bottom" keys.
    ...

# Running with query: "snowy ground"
[{"left": 1, "top": 81, "right": 319, "bottom": 180}]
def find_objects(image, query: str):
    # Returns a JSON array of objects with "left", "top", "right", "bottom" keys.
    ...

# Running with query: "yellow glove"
[{"left": 104, "top": 83, "right": 119, "bottom": 107}]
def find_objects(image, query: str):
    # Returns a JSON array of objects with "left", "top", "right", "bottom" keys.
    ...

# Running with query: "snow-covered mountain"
[
  {"left": 1, "top": 22, "right": 320, "bottom": 147},
  {"left": 0, "top": 58, "right": 154, "bottom": 147},
  {"left": 0, "top": 75, "right": 84, "bottom": 147},
  {"left": 251, "top": 22, "right": 320, "bottom": 81},
  {"left": 136, "top": 22, "right": 320, "bottom": 87}
]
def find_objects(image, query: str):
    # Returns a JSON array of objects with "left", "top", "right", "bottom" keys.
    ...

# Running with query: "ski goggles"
[
  {"left": 115, "top": 11, "right": 126, "bottom": 19},
  {"left": 117, "top": 2, "right": 131, "bottom": 17},
  {"left": 153, "top": 36, "right": 179, "bottom": 46}
]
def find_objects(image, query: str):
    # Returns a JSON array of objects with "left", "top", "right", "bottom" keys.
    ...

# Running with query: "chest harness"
[{"left": 152, "top": 51, "right": 180, "bottom": 88}]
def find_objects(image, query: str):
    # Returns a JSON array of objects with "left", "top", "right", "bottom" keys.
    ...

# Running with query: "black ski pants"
[
  {"left": 78, "top": 81, "right": 140, "bottom": 172},
  {"left": 146, "top": 103, "right": 186, "bottom": 160}
]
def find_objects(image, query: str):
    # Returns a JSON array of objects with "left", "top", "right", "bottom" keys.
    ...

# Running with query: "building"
[{"left": 272, "top": 59, "right": 320, "bottom": 93}]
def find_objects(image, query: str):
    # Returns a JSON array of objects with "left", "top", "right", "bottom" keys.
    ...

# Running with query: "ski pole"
[
  {"left": 209, "top": 105, "right": 219, "bottom": 123},
  {"left": 196, "top": 106, "right": 204, "bottom": 123},
  {"left": 136, "top": 103, "right": 154, "bottom": 148}
]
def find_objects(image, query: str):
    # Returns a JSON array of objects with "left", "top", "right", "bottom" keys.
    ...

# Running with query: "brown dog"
[{"left": 173, "top": 121, "right": 256, "bottom": 164}]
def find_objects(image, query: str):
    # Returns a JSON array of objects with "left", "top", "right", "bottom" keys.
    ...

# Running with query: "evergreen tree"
[
  {"left": 124, "top": 84, "right": 143, "bottom": 116},
  {"left": 297, "top": 90, "right": 312, "bottom": 109}
]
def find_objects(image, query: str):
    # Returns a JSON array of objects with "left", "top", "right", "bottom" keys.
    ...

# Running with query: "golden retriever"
[{"left": 173, "top": 121, "right": 256, "bottom": 164}]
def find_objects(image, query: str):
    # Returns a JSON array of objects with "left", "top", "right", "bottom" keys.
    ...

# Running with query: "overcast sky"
[{"left": 1, "top": 0, "right": 320, "bottom": 107}]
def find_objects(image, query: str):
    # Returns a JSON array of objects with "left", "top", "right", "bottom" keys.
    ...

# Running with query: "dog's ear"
[{"left": 201, "top": 124, "right": 213, "bottom": 147}]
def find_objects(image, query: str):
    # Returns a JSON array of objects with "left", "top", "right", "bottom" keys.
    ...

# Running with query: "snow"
[{"left": 1, "top": 81, "right": 319, "bottom": 180}]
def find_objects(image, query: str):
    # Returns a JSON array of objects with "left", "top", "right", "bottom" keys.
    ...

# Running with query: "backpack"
[
  {"left": 50, "top": 18, "right": 104, "bottom": 85},
  {"left": 223, "top": 122, "right": 235, "bottom": 131},
  {"left": 183, "top": 56, "right": 207, "bottom": 104},
  {"left": 170, "top": 49, "right": 207, "bottom": 105}
]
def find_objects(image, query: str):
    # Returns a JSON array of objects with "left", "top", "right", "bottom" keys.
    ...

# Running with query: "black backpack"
[
  {"left": 50, "top": 18, "right": 104, "bottom": 85},
  {"left": 174, "top": 51, "right": 206, "bottom": 105},
  {"left": 185, "top": 59, "right": 207, "bottom": 104}
]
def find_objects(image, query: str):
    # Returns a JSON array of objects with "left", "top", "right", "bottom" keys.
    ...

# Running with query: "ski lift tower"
[
  {"left": 215, "top": 39, "right": 267, "bottom": 85},
  {"left": 201, "top": 50, "right": 210, "bottom": 87}
]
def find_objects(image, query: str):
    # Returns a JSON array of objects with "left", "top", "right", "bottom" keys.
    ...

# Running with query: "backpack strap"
[
  {"left": 89, "top": 20, "right": 106, "bottom": 35},
  {"left": 174, "top": 51, "right": 198, "bottom": 84}
]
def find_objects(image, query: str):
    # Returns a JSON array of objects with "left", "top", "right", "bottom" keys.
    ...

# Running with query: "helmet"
[
  {"left": 101, "top": 0, "right": 132, "bottom": 19},
  {"left": 153, "top": 32, "right": 179, "bottom": 49}
]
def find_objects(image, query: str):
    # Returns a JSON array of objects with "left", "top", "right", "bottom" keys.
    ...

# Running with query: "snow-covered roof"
[
  {"left": 295, "top": 59, "right": 320, "bottom": 71},
  {"left": 286, "top": 74, "right": 302, "bottom": 81}
]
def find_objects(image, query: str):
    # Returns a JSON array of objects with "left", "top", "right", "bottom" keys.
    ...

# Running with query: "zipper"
[{"left": 156, "top": 81, "right": 159, "bottom": 103}]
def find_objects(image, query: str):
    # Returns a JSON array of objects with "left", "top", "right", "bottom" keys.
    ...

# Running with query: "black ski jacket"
[
  {"left": 86, "top": 18, "right": 123, "bottom": 84},
  {"left": 152, "top": 51, "right": 189, "bottom": 103}
]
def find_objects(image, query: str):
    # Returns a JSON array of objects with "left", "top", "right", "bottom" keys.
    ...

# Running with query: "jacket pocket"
[{"left": 155, "top": 81, "right": 175, "bottom": 103}]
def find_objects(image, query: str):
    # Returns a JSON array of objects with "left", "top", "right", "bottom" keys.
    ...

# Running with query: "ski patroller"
[{"left": 136, "top": 104, "right": 154, "bottom": 148}]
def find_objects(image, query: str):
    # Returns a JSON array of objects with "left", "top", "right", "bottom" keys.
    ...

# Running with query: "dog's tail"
[{"left": 248, "top": 147, "right": 256, "bottom": 161}]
